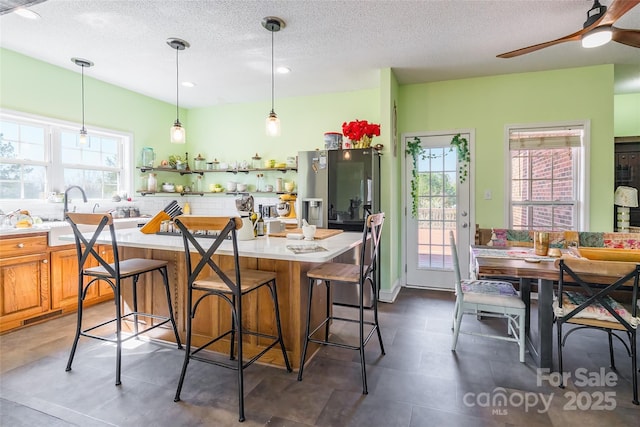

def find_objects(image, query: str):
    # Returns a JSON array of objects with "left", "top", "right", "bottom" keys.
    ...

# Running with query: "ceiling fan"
[{"left": 497, "top": 0, "right": 640, "bottom": 58}]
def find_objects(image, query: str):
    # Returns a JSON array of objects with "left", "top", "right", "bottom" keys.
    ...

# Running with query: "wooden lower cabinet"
[
  {"left": 0, "top": 234, "right": 51, "bottom": 333},
  {"left": 0, "top": 233, "right": 115, "bottom": 333},
  {"left": 50, "top": 245, "right": 114, "bottom": 312}
]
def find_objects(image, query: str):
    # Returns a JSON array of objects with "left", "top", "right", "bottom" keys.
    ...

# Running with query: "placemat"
[
  {"left": 473, "top": 247, "right": 556, "bottom": 262},
  {"left": 269, "top": 228, "right": 343, "bottom": 240}
]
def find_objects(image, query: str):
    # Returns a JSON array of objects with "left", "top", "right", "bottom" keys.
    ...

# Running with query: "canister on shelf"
[
  {"left": 252, "top": 153, "right": 262, "bottom": 169},
  {"left": 194, "top": 154, "right": 206, "bottom": 170}
]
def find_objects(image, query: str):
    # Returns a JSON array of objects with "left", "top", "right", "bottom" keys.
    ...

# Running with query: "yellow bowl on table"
[{"left": 577, "top": 247, "right": 640, "bottom": 262}]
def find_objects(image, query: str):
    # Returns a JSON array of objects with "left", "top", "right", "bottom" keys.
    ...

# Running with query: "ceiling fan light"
[
  {"left": 265, "top": 111, "right": 281, "bottom": 137},
  {"left": 581, "top": 26, "right": 612, "bottom": 48}
]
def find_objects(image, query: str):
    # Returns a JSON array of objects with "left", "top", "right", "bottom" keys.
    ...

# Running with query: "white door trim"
[{"left": 401, "top": 128, "right": 476, "bottom": 288}]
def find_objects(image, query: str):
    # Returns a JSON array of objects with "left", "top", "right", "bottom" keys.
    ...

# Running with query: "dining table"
[{"left": 470, "top": 246, "right": 561, "bottom": 369}]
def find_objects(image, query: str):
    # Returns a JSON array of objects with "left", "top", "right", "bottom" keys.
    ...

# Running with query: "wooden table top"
[{"left": 472, "top": 246, "right": 638, "bottom": 284}]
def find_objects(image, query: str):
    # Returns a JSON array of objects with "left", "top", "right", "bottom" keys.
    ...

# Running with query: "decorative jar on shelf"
[
  {"left": 147, "top": 173, "right": 157, "bottom": 192},
  {"left": 194, "top": 154, "right": 206, "bottom": 170},
  {"left": 252, "top": 153, "right": 262, "bottom": 169}
]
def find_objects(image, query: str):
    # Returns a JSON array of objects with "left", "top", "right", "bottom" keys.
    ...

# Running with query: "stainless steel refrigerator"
[{"left": 297, "top": 148, "right": 381, "bottom": 307}]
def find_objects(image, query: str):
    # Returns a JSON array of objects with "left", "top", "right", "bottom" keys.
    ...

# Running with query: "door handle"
[
  {"left": 461, "top": 211, "right": 468, "bottom": 217},
  {"left": 461, "top": 223, "right": 468, "bottom": 228}
]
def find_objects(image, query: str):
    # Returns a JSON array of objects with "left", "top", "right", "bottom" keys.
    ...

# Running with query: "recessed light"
[
  {"left": 276, "top": 66, "right": 291, "bottom": 74},
  {"left": 14, "top": 8, "right": 41, "bottom": 20},
  {"left": 181, "top": 81, "right": 195, "bottom": 88}
]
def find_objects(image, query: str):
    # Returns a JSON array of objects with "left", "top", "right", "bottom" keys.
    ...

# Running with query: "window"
[
  {"left": 0, "top": 110, "right": 132, "bottom": 200},
  {"left": 506, "top": 122, "right": 589, "bottom": 231}
]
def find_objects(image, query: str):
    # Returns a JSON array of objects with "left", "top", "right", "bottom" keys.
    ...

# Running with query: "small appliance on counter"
[
  {"left": 277, "top": 194, "right": 297, "bottom": 219},
  {"left": 235, "top": 194, "right": 258, "bottom": 240}
]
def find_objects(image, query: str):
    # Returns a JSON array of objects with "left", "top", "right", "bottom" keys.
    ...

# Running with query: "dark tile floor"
[{"left": 1, "top": 287, "right": 638, "bottom": 426}]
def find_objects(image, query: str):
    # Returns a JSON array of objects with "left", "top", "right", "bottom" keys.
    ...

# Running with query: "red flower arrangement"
[{"left": 341, "top": 120, "right": 381, "bottom": 143}]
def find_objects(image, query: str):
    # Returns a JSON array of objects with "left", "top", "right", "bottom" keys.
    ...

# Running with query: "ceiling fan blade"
[
  {"left": 612, "top": 27, "right": 640, "bottom": 47},
  {"left": 497, "top": 29, "right": 585, "bottom": 58},
  {"left": 598, "top": 0, "right": 640, "bottom": 26}
]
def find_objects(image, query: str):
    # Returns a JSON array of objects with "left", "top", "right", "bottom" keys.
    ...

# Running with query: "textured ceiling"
[{"left": 1, "top": 0, "right": 639, "bottom": 109}]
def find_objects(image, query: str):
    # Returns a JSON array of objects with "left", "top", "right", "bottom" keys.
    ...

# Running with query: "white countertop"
[{"left": 59, "top": 228, "right": 363, "bottom": 263}]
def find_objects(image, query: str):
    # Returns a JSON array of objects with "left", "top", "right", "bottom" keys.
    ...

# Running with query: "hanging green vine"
[
  {"left": 406, "top": 134, "right": 470, "bottom": 218},
  {"left": 450, "top": 133, "right": 470, "bottom": 183},
  {"left": 406, "top": 137, "right": 426, "bottom": 218}
]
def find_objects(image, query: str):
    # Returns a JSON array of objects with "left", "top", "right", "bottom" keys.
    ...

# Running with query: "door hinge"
[{"left": 405, "top": 264, "right": 407, "bottom": 273}]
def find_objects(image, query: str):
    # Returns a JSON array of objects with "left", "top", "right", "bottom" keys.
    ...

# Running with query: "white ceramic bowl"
[
  {"left": 237, "top": 183, "right": 247, "bottom": 192},
  {"left": 226, "top": 181, "right": 237, "bottom": 192}
]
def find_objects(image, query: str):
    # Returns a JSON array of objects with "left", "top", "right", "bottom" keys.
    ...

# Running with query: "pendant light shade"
[
  {"left": 262, "top": 17, "right": 285, "bottom": 137},
  {"left": 167, "top": 38, "right": 189, "bottom": 144},
  {"left": 71, "top": 58, "right": 93, "bottom": 145}
]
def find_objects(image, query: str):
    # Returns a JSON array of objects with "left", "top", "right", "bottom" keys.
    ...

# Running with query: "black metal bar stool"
[
  {"left": 298, "top": 212, "right": 385, "bottom": 394},
  {"left": 65, "top": 213, "right": 182, "bottom": 386},
  {"left": 172, "top": 216, "right": 291, "bottom": 422}
]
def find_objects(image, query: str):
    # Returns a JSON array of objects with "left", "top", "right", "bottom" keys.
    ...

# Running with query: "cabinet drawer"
[{"left": 0, "top": 235, "right": 48, "bottom": 256}]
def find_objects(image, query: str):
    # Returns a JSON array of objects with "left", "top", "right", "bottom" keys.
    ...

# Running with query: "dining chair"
[
  {"left": 555, "top": 258, "right": 640, "bottom": 405},
  {"left": 172, "top": 215, "right": 291, "bottom": 422},
  {"left": 65, "top": 213, "right": 182, "bottom": 386},
  {"left": 297, "top": 212, "right": 385, "bottom": 394},
  {"left": 450, "top": 230, "right": 526, "bottom": 362}
]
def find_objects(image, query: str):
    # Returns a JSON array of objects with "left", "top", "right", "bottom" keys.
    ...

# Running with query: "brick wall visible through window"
[{"left": 508, "top": 125, "right": 585, "bottom": 231}]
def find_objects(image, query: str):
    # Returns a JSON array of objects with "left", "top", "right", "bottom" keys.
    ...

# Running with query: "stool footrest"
[
  {"left": 79, "top": 312, "right": 174, "bottom": 343},
  {"left": 307, "top": 315, "right": 379, "bottom": 352},
  {"left": 189, "top": 336, "right": 282, "bottom": 370}
]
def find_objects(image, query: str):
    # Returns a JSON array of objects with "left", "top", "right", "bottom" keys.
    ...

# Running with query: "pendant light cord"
[
  {"left": 81, "top": 65, "right": 85, "bottom": 130},
  {"left": 270, "top": 29, "right": 275, "bottom": 113},
  {"left": 175, "top": 46, "right": 180, "bottom": 123}
]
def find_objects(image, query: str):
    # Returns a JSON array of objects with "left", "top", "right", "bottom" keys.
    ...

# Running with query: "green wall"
[
  {"left": 187, "top": 89, "right": 379, "bottom": 160},
  {"left": 0, "top": 48, "right": 182, "bottom": 166},
  {"left": 614, "top": 93, "right": 640, "bottom": 136},
  {"left": 399, "top": 65, "right": 615, "bottom": 232}
]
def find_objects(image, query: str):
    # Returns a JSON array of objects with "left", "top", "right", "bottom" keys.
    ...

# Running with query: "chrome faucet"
[{"left": 63, "top": 186, "right": 88, "bottom": 217}]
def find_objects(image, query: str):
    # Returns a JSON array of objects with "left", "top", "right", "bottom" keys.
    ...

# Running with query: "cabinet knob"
[
  {"left": 42, "top": 259, "right": 48, "bottom": 264},
  {"left": 17, "top": 243, "right": 24, "bottom": 248}
]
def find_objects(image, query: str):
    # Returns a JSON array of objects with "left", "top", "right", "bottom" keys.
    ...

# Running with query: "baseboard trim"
[{"left": 379, "top": 279, "right": 402, "bottom": 303}]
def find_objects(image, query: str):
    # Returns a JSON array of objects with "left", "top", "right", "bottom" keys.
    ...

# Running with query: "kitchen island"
[{"left": 61, "top": 226, "right": 366, "bottom": 369}]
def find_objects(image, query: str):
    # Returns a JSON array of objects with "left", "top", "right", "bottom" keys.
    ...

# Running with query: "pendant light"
[
  {"left": 71, "top": 57, "right": 93, "bottom": 145},
  {"left": 167, "top": 38, "right": 190, "bottom": 144},
  {"left": 262, "top": 17, "right": 285, "bottom": 137}
]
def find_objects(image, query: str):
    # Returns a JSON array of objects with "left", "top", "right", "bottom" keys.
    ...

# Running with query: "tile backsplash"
[{"left": 0, "top": 195, "right": 283, "bottom": 222}]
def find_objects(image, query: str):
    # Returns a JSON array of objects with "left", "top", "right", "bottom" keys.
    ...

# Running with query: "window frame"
[
  {"left": 503, "top": 120, "right": 590, "bottom": 231},
  {"left": 0, "top": 109, "right": 134, "bottom": 200}
]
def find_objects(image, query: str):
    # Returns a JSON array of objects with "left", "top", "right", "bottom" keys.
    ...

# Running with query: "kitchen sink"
[{"left": 46, "top": 217, "right": 148, "bottom": 246}]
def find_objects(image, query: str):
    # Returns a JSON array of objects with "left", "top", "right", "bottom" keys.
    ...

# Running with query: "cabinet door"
[
  {"left": 50, "top": 248, "right": 99, "bottom": 311},
  {"left": 98, "top": 245, "right": 115, "bottom": 297},
  {"left": 0, "top": 252, "right": 50, "bottom": 332}
]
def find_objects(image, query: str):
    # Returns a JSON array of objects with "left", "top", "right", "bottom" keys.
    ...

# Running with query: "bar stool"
[
  {"left": 172, "top": 216, "right": 291, "bottom": 422},
  {"left": 298, "top": 213, "right": 385, "bottom": 394},
  {"left": 65, "top": 213, "right": 182, "bottom": 386}
]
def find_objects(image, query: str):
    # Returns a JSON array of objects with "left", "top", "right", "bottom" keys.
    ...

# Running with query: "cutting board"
[{"left": 268, "top": 228, "right": 343, "bottom": 240}]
